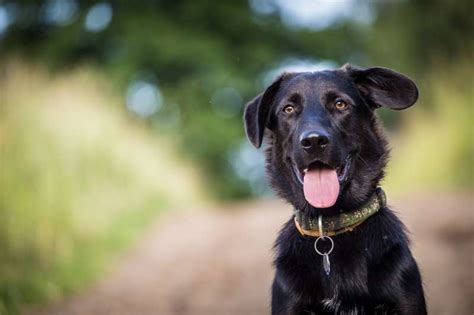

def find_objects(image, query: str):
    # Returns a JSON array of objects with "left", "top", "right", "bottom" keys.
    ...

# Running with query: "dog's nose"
[{"left": 299, "top": 131, "right": 329, "bottom": 151}]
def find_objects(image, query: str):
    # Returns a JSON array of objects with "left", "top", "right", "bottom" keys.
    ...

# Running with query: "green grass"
[
  {"left": 0, "top": 62, "right": 205, "bottom": 314},
  {"left": 385, "top": 59, "right": 474, "bottom": 192}
]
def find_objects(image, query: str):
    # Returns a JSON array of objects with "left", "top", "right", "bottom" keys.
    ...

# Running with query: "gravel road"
[{"left": 25, "top": 193, "right": 474, "bottom": 315}]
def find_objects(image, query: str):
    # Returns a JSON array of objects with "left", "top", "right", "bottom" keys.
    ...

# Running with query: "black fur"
[{"left": 244, "top": 64, "right": 426, "bottom": 314}]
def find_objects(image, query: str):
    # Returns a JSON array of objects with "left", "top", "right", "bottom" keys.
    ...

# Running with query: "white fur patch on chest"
[
  {"left": 322, "top": 296, "right": 341, "bottom": 310},
  {"left": 322, "top": 296, "right": 363, "bottom": 315}
]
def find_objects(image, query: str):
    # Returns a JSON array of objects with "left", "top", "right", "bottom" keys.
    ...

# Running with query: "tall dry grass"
[
  {"left": 0, "top": 61, "right": 206, "bottom": 314},
  {"left": 384, "top": 59, "right": 473, "bottom": 193}
]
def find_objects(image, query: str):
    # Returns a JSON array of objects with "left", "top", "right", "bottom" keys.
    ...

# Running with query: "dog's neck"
[{"left": 293, "top": 187, "right": 386, "bottom": 237}]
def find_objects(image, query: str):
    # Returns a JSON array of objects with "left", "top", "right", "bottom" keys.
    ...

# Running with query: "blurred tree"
[
  {"left": 1, "top": 0, "right": 471, "bottom": 198},
  {"left": 1, "top": 0, "right": 370, "bottom": 199},
  {"left": 368, "top": 0, "right": 473, "bottom": 75}
]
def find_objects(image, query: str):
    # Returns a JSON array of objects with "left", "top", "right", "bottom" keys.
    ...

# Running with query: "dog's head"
[{"left": 244, "top": 65, "right": 418, "bottom": 212}]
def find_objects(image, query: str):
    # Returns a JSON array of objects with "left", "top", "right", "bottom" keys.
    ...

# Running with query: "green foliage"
[
  {"left": 385, "top": 58, "right": 474, "bottom": 192},
  {"left": 368, "top": 0, "right": 473, "bottom": 75},
  {"left": 1, "top": 0, "right": 371, "bottom": 199},
  {"left": 1, "top": 0, "right": 472, "bottom": 198},
  {"left": 0, "top": 63, "right": 204, "bottom": 314}
]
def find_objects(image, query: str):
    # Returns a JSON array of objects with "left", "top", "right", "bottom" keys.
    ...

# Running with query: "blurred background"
[{"left": 0, "top": 0, "right": 472, "bottom": 314}]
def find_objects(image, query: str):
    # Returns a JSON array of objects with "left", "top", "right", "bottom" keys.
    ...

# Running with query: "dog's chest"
[
  {"left": 304, "top": 255, "right": 368, "bottom": 298},
  {"left": 321, "top": 291, "right": 342, "bottom": 311},
  {"left": 279, "top": 242, "right": 369, "bottom": 298},
  {"left": 276, "top": 229, "right": 378, "bottom": 304},
  {"left": 284, "top": 259, "right": 391, "bottom": 313},
  {"left": 274, "top": 214, "right": 405, "bottom": 312}
]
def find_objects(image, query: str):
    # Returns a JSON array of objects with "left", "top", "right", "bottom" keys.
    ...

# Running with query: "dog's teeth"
[{"left": 303, "top": 168, "right": 308, "bottom": 173}]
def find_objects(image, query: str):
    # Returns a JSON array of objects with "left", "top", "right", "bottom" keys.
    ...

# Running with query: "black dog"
[{"left": 244, "top": 65, "right": 426, "bottom": 314}]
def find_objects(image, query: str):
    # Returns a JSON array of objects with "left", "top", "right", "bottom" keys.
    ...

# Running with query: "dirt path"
[{"left": 25, "top": 193, "right": 474, "bottom": 315}]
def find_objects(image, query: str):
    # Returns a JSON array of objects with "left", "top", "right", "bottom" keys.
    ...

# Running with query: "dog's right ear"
[{"left": 244, "top": 73, "right": 290, "bottom": 148}]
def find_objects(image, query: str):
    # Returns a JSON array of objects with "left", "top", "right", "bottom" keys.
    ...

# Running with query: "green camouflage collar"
[{"left": 294, "top": 188, "right": 387, "bottom": 237}]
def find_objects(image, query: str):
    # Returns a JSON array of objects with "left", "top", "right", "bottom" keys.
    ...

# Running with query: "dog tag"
[
  {"left": 323, "top": 254, "right": 331, "bottom": 276},
  {"left": 314, "top": 216, "right": 334, "bottom": 277},
  {"left": 314, "top": 235, "right": 334, "bottom": 277}
]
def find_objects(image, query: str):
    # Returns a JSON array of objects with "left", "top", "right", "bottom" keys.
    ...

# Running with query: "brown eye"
[
  {"left": 283, "top": 105, "right": 295, "bottom": 114},
  {"left": 334, "top": 100, "right": 348, "bottom": 110}
]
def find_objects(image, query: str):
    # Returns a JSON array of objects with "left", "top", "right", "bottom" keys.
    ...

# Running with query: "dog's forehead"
[{"left": 280, "top": 70, "right": 353, "bottom": 95}]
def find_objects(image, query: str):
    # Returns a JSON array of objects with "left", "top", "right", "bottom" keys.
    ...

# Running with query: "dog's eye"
[
  {"left": 283, "top": 105, "right": 295, "bottom": 114},
  {"left": 334, "top": 100, "right": 348, "bottom": 110}
]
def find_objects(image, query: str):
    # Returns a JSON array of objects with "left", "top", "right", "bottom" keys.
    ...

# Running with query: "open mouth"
[
  {"left": 292, "top": 155, "right": 353, "bottom": 186},
  {"left": 291, "top": 155, "right": 353, "bottom": 208}
]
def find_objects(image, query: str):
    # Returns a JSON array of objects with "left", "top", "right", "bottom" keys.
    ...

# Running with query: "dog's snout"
[{"left": 299, "top": 131, "right": 329, "bottom": 151}]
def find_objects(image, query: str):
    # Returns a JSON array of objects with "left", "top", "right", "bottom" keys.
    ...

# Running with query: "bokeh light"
[
  {"left": 41, "top": 0, "right": 77, "bottom": 26},
  {"left": 210, "top": 87, "right": 243, "bottom": 119},
  {"left": 84, "top": 2, "right": 113, "bottom": 33},
  {"left": 126, "top": 80, "right": 163, "bottom": 118},
  {"left": 262, "top": 58, "right": 338, "bottom": 86}
]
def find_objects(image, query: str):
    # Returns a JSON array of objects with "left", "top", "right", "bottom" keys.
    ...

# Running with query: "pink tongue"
[{"left": 303, "top": 167, "right": 340, "bottom": 208}]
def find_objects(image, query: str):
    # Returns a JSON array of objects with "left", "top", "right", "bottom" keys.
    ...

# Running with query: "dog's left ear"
[
  {"left": 342, "top": 64, "right": 419, "bottom": 110},
  {"left": 244, "top": 73, "right": 291, "bottom": 148}
]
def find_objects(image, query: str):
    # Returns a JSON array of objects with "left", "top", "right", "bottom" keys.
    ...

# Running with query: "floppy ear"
[
  {"left": 244, "top": 73, "right": 290, "bottom": 148},
  {"left": 343, "top": 64, "right": 419, "bottom": 110}
]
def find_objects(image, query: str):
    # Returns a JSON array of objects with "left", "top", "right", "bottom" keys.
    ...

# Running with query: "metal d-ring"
[
  {"left": 314, "top": 215, "right": 334, "bottom": 255},
  {"left": 314, "top": 235, "right": 334, "bottom": 255},
  {"left": 315, "top": 215, "right": 334, "bottom": 276}
]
